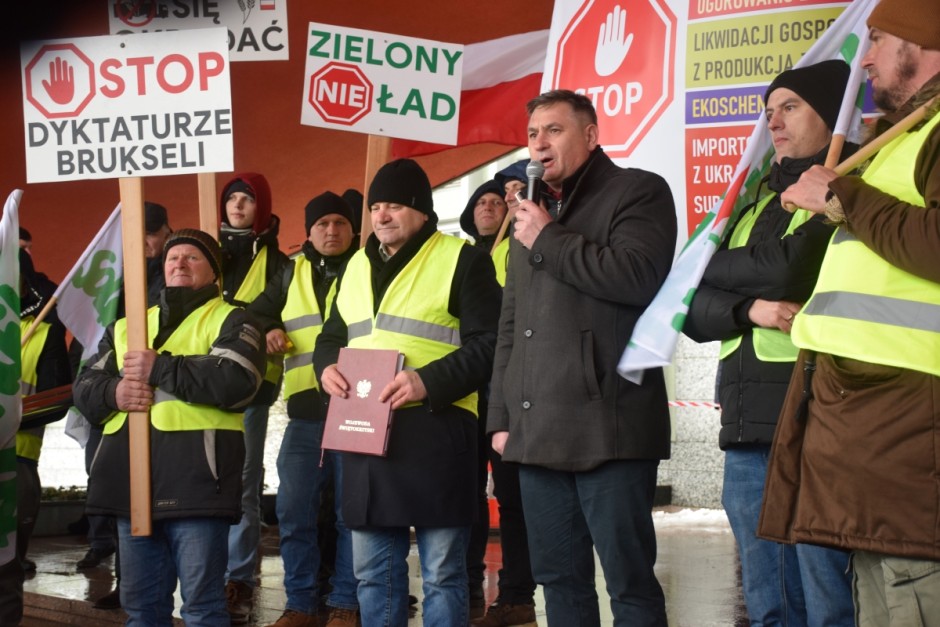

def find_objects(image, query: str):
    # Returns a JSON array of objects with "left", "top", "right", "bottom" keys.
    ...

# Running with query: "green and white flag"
[
  {"left": 57, "top": 204, "right": 123, "bottom": 447},
  {"left": 617, "top": 0, "right": 874, "bottom": 383},
  {"left": 0, "top": 190, "right": 23, "bottom": 568}
]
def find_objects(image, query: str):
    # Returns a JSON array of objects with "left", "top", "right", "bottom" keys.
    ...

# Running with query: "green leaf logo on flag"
[{"left": 71, "top": 249, "right": 122, "bottom": 326}]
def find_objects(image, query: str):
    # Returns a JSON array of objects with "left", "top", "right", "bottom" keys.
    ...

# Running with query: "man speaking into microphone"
[{"left": 487, "top": 89, "right": 677, "bottom": 626}]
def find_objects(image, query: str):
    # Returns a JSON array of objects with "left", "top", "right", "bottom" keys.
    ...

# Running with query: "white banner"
[
  {"left": 301, "top": 23, "right": 463, "bottom": 145},
  {"left": 107, "top": 0, "right": 289, "bottom": 62},
  {"left": 21, "top": 28, "right": 233, "bottom": 183},
  {"left": 0, "top": 190, "right": 22, "bottom": 568},
  {"left": 55, "top": 204, "right": 124, "bottom": 364}
]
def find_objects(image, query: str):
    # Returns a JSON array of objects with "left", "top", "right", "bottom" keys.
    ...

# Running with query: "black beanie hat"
[
  {"left": 460, "top": 180, "right": 505, "bottom": 239},
  {"left": 305, "top": 191, "right": 355, "bottom": 234},
  {"left": 144, "top": 202, "right": 169, "bottom": 234},
  {"left": 367, "top": 159, "right": 437, "bottom": 223},
  {"left": 163, "top": 228, "right": 223, "bottom": 281},
  {"left": 764, "top": 60, "right": 850, "bottom": 131},
  {"left": 341, "top": 189, "right": 364, "bottom": 234}
]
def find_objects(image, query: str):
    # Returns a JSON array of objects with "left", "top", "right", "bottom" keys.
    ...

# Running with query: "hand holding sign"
[
  {"left": 595, "top": 4, "right": 633, "bottom": 77},
  {"left": 43, "top": 57, "right": 74, "bottom": 105}
]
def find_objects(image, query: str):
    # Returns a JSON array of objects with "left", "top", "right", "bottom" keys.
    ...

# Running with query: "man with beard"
[{"left": 759, "top": 1, "right": 940, "bottom": 623}]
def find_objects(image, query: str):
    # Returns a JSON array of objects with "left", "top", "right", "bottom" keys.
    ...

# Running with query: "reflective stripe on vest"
[
  {"left": 492, "top": 237, "right": 509, "bottom": 288},
  {"left": 281, "top": 256, "right": 335, "bottom": 399},
  {"left": 17, "top": 318, "right": 52, "bottom": 461},
  {"left": 336, "top": 232, "right": 478, "bottom": 417},
  {"left": 106, "top": 299, "right": 246, "bottom": 434},
  {"left": 233, "top": 247, "right": 283, "bottom": 385},
  {"left": 718, "top": 194, "right": 813, "bottom": 362},
  {"left": 792, "top": 112, "right": 940, "bottom": 375}
]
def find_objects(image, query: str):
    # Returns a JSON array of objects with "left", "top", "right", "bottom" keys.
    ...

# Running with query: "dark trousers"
[
  {"left": 466, "top": 402, "right": 490, "bottom": 600},
  {"left": 86, "top": 427, "right": 119, "bottom": 577},
  {"left": 519, "top": 460, "right": 666, "bottom": 627},
  {"left": 488, "top": 447, "right": 536, "bottom": 605},
  {"left": 0, "top": 558, "right": 23, "bottom": 626},
  {"left": 16, "top": 459, "right": 40, "bottom": 563}
]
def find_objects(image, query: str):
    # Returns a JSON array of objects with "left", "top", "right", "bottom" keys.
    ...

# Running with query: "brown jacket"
[{"left": 758, "top": 75, "right": 940, "bottom": 560}]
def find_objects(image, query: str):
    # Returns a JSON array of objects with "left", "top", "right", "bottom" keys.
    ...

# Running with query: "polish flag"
[{"left": 392, "top": 30, "right": 549, "bottom": 159}]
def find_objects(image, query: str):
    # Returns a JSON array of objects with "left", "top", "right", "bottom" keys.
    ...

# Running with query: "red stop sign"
[
  {"left": 309, "top": 62, "right": 373, "bottom": 125},
  {"left": 24, "top": 43, "right": 96, "bottom": 119},
  {"left": 553, "top": 0, "right": 676, "bottom": 158}
]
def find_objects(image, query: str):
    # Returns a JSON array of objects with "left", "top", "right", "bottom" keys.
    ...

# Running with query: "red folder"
[{"left": 322, "top": 347, "right": 403, "bottom": 456}]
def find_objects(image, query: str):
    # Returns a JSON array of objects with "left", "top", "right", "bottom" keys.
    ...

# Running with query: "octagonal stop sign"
[
  {"left": 309, "top": 61, "right": 373, "bottom": 125},
  {"left": 24, "top": 43, "right": 96, "bottom": 119},
  {"left": 553, "top": 0, "right": 676, "bottom": 158}
]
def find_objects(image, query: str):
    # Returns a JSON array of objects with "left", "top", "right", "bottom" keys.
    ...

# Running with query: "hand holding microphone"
[
  {"left": 513, "top": 160, "right": 552, "bottom": 249},
  {"left": 526, "top": 160, "right": 544, "bottom": 202}
]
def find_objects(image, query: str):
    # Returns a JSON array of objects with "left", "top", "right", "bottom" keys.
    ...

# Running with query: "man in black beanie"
[
  {"left": 683, "top": 59, "right": 856, "bottom": 626},
  {"left": 314, "top": 158, "right": 501, "bottom": 626},
  {"left": 248, "top": 192, "right": 360, "bottom": 627}
]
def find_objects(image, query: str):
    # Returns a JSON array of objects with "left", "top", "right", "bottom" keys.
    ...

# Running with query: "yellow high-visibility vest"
[
  {"left": 231, "top": 247, "right": 283, "bottom": 386},
  {"left": 793, "top": 112, "right": 940, "bottom": 375},
  {"left": 106, "top": 298, "right": 246, "bottom": 434},
  {"left": 718, "top": 193, "right": 814, "bottom": 362},
  {"left": 281, "top": 256, "right": 336, "bottom": 399},
  {"left": 335, "top": 231, "right": 478, "bottom": 416},
  {"left": 17, "top": 317, "right": 50, "bottom": 461},
  {"left": 492, "top": 237, "right": 509, "bottom": 288}
]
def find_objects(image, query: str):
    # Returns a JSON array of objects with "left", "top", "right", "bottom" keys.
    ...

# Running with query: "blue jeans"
[
  {"left": 276, "top": 419, "right": 358, "bottom": 613},
  {"left": 723, "top": 447, "right": 853, "bottom": 626},
  {"left": 353, "top": 526, "right": 469, "bottom": 627},
  {"left": 227, "top": 403, "right": 268, "bottom": 587},
  {"left": 519, "top": 460, "right": 666, "bottom": 627},
  {"left": 118, "top": 517, "right": 229, "bottom": 627}
]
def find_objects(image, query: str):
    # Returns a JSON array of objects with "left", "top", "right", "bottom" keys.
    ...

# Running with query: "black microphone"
[{"left": 526, "top": 160, "right": 544, "bottom": 203}]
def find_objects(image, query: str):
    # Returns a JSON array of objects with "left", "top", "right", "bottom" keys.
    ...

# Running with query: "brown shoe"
[
  {"left": 265, "top": 609, "right": 319, "bottom": 627},
  {"left": 225, "top": 580, "right": 254, "bottom": 625},
  {"left": 472, "top": 602, "right": 538, "bottom": 627},
  {"left": 324, "top": 607, "right": 360, "bottom": 627}
]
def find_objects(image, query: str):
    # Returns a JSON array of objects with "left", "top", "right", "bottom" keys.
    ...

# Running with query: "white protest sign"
[
  {"left": 107, "top": 0, "right": 289, "bottom": 62},
  {"left": 301, "top": 23, "right": 463, "bottom": 145},
  {"left": 21, "top": 28, "right": 233, "bottom": 183}
]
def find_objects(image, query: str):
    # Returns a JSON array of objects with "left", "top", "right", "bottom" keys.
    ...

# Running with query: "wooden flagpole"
[
  {"left": 119, "top": 177, "right": 152, "bottom": 537},
  {"left": 198, "top": 173, "right": 219, "bottom": 239},
  {"left": 360, "top": 135, "right": 392, "bottom": 248}
]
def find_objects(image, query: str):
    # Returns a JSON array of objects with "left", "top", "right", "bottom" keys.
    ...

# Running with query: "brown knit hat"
[
  {"left": 868, "top": 0, "right": 940, "bottom": 50},
  {"left": 163, "top": 228, "right": 223, "bottom": 281}
]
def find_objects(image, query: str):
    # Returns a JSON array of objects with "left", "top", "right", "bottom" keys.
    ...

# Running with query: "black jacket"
[
  {"left": 249, "top": 240, "right": 356, "bottom": 420},
  {"left": 488, "top": 148, "right": 677, "bottom": 471},
  {"left": 219, "top": 215, "right": 289, "bottom": 405},
  {"left": 76, "top": 285, "right": 266, "bottom": 521},
  {"left": 313, "top": 222, "right": 501, "bottom": 527},
  {"left": 683, "top": 147, "right": 849, "bottom": 448},
  {"left": 19, "top": 251, "right": 71, "bottom": 431}
]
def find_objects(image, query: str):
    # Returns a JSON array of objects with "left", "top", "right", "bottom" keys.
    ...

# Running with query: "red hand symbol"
[{"left": 42, "top": 57, "right": 75, "bottom": 105}]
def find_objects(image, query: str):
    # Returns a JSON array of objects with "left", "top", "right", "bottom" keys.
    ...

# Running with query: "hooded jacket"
[{"left": 219, "top": 172, "right": 290, "bottom": 404}]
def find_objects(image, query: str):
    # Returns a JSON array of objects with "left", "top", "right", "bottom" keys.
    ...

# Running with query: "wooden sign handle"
[
  {"left": 198, "top": 173, "right": 218, "bottom": 239},
  {"left": 360, "top": 135, "right": 392, "bottom": 247},
  {"left": 119, "top": 177, "right": 152, "bottom": 537}
]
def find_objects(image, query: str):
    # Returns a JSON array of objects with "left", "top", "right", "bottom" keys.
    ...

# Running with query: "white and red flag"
[{"left": 392, "top": 30, "right": 549, "bottom": 158}]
